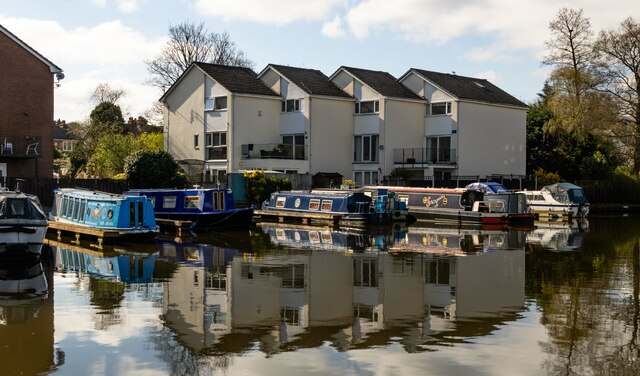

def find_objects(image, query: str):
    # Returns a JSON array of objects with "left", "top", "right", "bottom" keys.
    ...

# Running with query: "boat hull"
[{"left": 155, "top": 207, "right": 254, "bottom": 229}]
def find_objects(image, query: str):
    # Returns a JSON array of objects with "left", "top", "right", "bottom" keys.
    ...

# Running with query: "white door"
[{"left": 0, "top": 163, "right": 6, "bottom": 187}]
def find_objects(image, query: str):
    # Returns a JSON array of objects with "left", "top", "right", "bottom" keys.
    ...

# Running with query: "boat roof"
[
  {"left": 127, "top": 188, "right": 230, "bottom": 193},
  {"left": 55, "top": 188, "right": 130, "bottom": 200},
  {"left": 543, "top": 182, "right": 582, "bottom": 191},
  {"left": 372, "top": 186, "right": 466, "bottom": 194},
  {"left": 0, "top": 190, "right": 39, "bottom": 199}
]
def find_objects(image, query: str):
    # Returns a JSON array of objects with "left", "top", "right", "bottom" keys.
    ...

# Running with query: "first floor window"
[
  {"left": 194, "top": 134, "right": 199, "bottom": 148},
  {"left": 426, "top": 136, "right": 451, "bottom": 163},
  {"left": 282, "top": 134, "right": 305, "bottom": 159},
  {"left": 205, "top": 96, "right": 227, "bottom": 111},
  {"left": 355, "top": 100, "right": 379, "bottom": 114},
  {"left": 205, "top": 131, "right": 227, "bottom": 160},
  {"left": 354, "top": 134, "right": 379, "bottom": 162},
  {"left": 427, "top": 102, "right": 452, "bottom": 115},
  {"left": 354, "top": 170, "right": 378, "bottom": 186}
]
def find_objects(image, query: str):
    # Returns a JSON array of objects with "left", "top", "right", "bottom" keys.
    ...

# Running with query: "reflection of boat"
[
  {"left": 519, "top": 183, "right": 590, "bottom": 220},
  {"left": 50, "top": 238, "right": 157, "bottom": 283},
  {"left": 389, "top": 224, "right": 526, "bottom": 254},
  {"left": 526, "top": 219, "right": 589, "bottom": 252},
  {"left": 0, "top": 186, "right": 48, "bottom": 260},
  {"left": 49, "top": 188, "right": 159, "bottom": 239},
  {"left": 257, "top": 189, "right": 397, "bottom": 226},
  {"left": 126, "top": 188, "right": 254, "bottom": 229},
  {"left": 257, "top": 223, "right": 401, "bottom": 252},
  {"left": 374, "top": 186, "right": 533, "bottom": 227},
  {"left": 155, "top": 237, "right": 240, "bottom": 267},
  {"left": 0, "top": 259, "right": 48, "bottom": 303}
]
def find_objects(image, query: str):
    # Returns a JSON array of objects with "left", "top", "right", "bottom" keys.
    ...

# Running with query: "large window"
[
  {"left": 354, "top": 134, "right": 379, "bottom": 162},
  {"left": 354, "top": 170, "right": 378, "bottom": 186},
  {"left": 206, "top": 96, "right": 228, "bottom": 111},
  {"left": 355, "top": 100, "right": 379, "bottom": 114},
  {"left": 282, "top": 134, "right": 305, "bottom": 159},
  {"left": 281, "top": 99, "right": 301, "bottom": 112},
  {"left": 427, "top": 102, "right": 452, "bottom": 115},
  {"left": 426, "top": 136, "right": 451, "bottom": 163},
  {"left": 205, "top": 131, "right": 227, "bottom": 160}
]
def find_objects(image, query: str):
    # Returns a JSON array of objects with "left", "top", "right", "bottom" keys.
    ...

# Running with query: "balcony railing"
[
  {"left": 393, "top": 147, "right": 456, "bottom": 165},
  {"left": 241, "top": 143, "right": 306, "bottom": 160},
  {"left": 0, "top": 136, "right": 42, "bottom": 159}
]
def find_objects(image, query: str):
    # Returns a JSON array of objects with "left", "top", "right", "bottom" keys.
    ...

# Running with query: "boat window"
[
  {"left": 72, "top": 199, "right": 80, "bottom": 220},
  {"left": 138, "top": 201, "right": 143, "bottom": 226},
  {"left": 184, "top": 196, "right": 200, "bottom": 209},
  {"left": 78, "top": 201, "right": 86, "bottom": 222},
  {"left": 309, "top": 199, "right": 320, "bottom": 210},
  {"left": 61, "top": 197, "right": 68, "bottom": 218},
  {"left": 321, "top": 200, "right": 333, "bottom": 211},
  {"left": 66, "top": 198, "right": 73, "bottom": 218},
  {"left": 9, "top": 199, "right": 25, "bottom": 216},
  {"left": 163, "top": 196, "right": 177, "bottom": 209},
  {"left": 218, "top": 191, "right": 225, "bottom": 210},
  {"left": 276, "top": 197, "right": 286, "bottom": 208}
]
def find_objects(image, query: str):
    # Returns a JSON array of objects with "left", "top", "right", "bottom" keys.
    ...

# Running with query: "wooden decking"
[
  {"left": 48, "top": 221, "right": 122, "bottom": 248},
  {"left": 155, "top": 218, "right": 193, "bottom": 238}
]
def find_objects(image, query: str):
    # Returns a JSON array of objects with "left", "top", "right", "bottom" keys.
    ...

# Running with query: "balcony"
[
  {"left": 393, "top": 147, "right": 456, "bottom": 166},
  {"left": 0, "top": 136, "right": 42, "bottom": 159},
  {"left": 241, "top": 143, "right": 306, "bottom": 160}
]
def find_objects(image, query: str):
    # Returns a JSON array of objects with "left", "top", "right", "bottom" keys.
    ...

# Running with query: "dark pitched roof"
[
  {"left": 338, "top": 66, "right": 422, "bottom": 100},
  {"left": 266, "top": 64, "right": 352, "bottom": 98},
  {"left": 53, "top": 124, "right": 72, "bottom": 140},
  {"left": 409, "top": 69, "right": 527, "bottom": 108},
  {"left": 194, "top": 62, "right": 279, "bottom": 97}
]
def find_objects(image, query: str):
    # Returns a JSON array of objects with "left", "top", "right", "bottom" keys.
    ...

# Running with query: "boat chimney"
[{"left": 15, "top": 178, "right": 25, "bottom": 193}]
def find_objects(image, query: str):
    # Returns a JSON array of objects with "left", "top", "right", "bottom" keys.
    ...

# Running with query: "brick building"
[{"left": 0, "top": 24, "right": 64, "bottom": 183}]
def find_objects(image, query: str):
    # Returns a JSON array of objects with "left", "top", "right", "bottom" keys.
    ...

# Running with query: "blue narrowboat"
[
  {"left": 125, "top": 188, "right": 254, "bottom": 229},
  {"left": 49, "top": 188, "right": 159, "bottom": 237},
  {"left": 257, "top": 190, "right": 395, "bottom": 225}
]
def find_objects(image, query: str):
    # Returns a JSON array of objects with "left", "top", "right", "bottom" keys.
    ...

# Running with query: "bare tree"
[
  {"left": 543, "top": 8, "right": 604, "bottom": 134},
  {"left": 91, "top": 82, "right": 125, "bottom": 105},
  {"left": 145, "top": 21, "right": 254, "bottom": 89},
  {"left": 595, "top": 17, "right": 640, "bottom": 172}
]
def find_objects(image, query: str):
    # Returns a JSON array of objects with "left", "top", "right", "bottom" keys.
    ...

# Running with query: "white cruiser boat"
[
  {"left": 0, "top": 185, "right": 48, "bottom": 260},
  {"left": 519, "top": 183, "right": 589, "bottom": 220}
]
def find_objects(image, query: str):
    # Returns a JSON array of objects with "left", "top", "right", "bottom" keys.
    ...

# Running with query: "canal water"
[{"left": 1, "top": 216, "right": 638, "bottom": 375}]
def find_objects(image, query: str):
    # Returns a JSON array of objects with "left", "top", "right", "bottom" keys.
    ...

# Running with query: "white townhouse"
[
  {"left": 255, "top": 64, "right": 355, "bottom": 178},
  {"left": 399, "top": 69, "right": 528, "bottom": 180},
  {"left": 160, "top": 62, "right": 282, "bottom": 183},
  {"left": 329, "top": 66, "right": 425, "bottom": 186}
]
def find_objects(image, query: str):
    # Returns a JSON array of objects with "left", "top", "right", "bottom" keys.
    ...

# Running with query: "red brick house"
[{"left": 0, "top": 24, "right": 64, "bottom": 183}]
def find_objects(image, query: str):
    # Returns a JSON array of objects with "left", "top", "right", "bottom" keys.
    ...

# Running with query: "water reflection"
[
  {"left": 526, "top": 219, "right": 589, "bottom": 252},
  {"left": 12, "top": 217, "right": 639, "bottom": 375},
  {"left": 0, "top": 258, "right": 55, "bottom": 374}
]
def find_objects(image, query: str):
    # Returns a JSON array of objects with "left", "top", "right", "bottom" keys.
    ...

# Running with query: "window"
[
  {"left": 194, "top": 134, "right": 199, "bottom": 148},
  {"left": 206, "top": 96, "right": 227, "bottom": 111},
  {"left": 205, "top": 131, "right": 227, "bottom": 160},
  {"left": 276, "top": 196, "right": 286, "bottom": 208},
  {"left": 354, "top": 134, "right": 379, "bottom": 162},
  {"left": 184, "top": 196, "right": 199, "bottom": 209},
  {"left": 282, "top": 134, "right": 305, "bottom": 159},
  {"left": 320, "top": 200, "right": 333, "bottom": 211},
  {"left": 281, "top": 99, "right": 301, "bottom": 112},
  {"left": 428, "top": 102, "right": 452, "bottom": 115},
  {"left": 355, "top": 100, "right": 379, "bottom": 114},
  {"left": 309, "top": 199, "right": 320, "bottom": 210},
  {"left": 163, "top": 196, "right": 177, "bottom": 209},
  {"left": 353, "top": 259, "right": 378, "bottom": 287},
  {"left": 354, "top": 171, "right": 379, "bottom": 186},
  {"left": 426, "top": 136, "right": 452, "bottom": 163}
]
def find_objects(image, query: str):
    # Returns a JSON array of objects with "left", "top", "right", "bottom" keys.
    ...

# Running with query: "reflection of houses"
[
  {"left": 158, "top": 228, "right": 525, "bottom": 354},
  {"left": 0, "top": 24, "right": 64, "bottom": 181}
]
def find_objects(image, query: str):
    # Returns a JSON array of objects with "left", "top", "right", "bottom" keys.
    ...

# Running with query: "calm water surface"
[{"left": 1, "top": 217, "right": 638, "bottom": 375}]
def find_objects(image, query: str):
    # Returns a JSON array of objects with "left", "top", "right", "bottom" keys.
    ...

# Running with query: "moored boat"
[
  {"left": 256, "top": 190, "right": 395, "bottom": 226},
  {"left": 0, "top": 185, "right": 48, "bottom": 260},
  {"left": 372, "top": 186, "right": 534, "bottom": 227},
  {"left": 518, "top": 183, "right": 589, "bottom": 220},
  {"left": 125, "top": 187, "right": 254, "bottom": 230},
  {"left": 49, "top": 188, "right": 159, "bottom": 238}
]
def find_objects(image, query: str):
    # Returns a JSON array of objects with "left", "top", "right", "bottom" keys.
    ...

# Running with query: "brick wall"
[{"left": 0, "top": 31, "right": 55, "bottom": 179}]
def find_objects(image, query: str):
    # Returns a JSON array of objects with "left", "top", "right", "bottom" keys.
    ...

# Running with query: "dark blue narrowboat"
[
  {"left": 49, "top": 188, "right": 159, "bottom": 237},
  {"left": 125, "top": 188, "right": 254, "bottom": 230},
  {"left": 257, "top": 190, "right": 395, "bottom": 225}
]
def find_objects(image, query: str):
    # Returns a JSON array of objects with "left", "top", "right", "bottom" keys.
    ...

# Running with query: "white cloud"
[
  {"left": 90, "top": 0, "right": 107, "bottom": 7},
  {"left": 322, "top": 16, "right": 346, "bottom": 38},
  {"left": 0, "top": 16, "right": 166, "bottom": 122},
  {"left": 194, "top": 0, "right": 346, "bottom": 25},
  {"left": 117, "top": 0, "right": 144, "bottom": 13}
]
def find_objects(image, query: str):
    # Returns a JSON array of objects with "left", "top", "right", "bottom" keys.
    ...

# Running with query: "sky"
[{"left": 2, "top": 0, "right": 639, "bottom": 123}]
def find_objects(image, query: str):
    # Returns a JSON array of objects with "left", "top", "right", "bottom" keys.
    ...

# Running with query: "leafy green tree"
[
  {"left": 138, "top": 132, "right": 164, "bottom": 151},
  {"left": 244, "top": 170, "right": 291, "bottom": 206},
  {"left": 87, "top": 134, "right": 140, "bottom": 178},
  {"left": 89, "top": 101, "right": 125, "bottom": 133},
  {"left": 124, "top": 150, "right": 187, "bottom": 188}
]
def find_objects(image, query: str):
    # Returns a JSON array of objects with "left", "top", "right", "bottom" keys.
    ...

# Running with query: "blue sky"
[{"left": 2, "top": 0, "right": 639, "bottom": 122}]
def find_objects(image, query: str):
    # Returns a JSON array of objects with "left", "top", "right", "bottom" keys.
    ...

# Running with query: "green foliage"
[
  {"left": 124, "top": 150, "right": 187, "bottom": 189},
  {"left": 90, "top": 101, "right": 125, "bottom": 131},
  {"left": 244, "top": 170, "right": 291, "bottom": 206},
  {"left": 138, "top": 133, "right": 164, "bottom": 151},
  {"left": 533, "top": 168, "right": 560, "bottom": 186}
]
